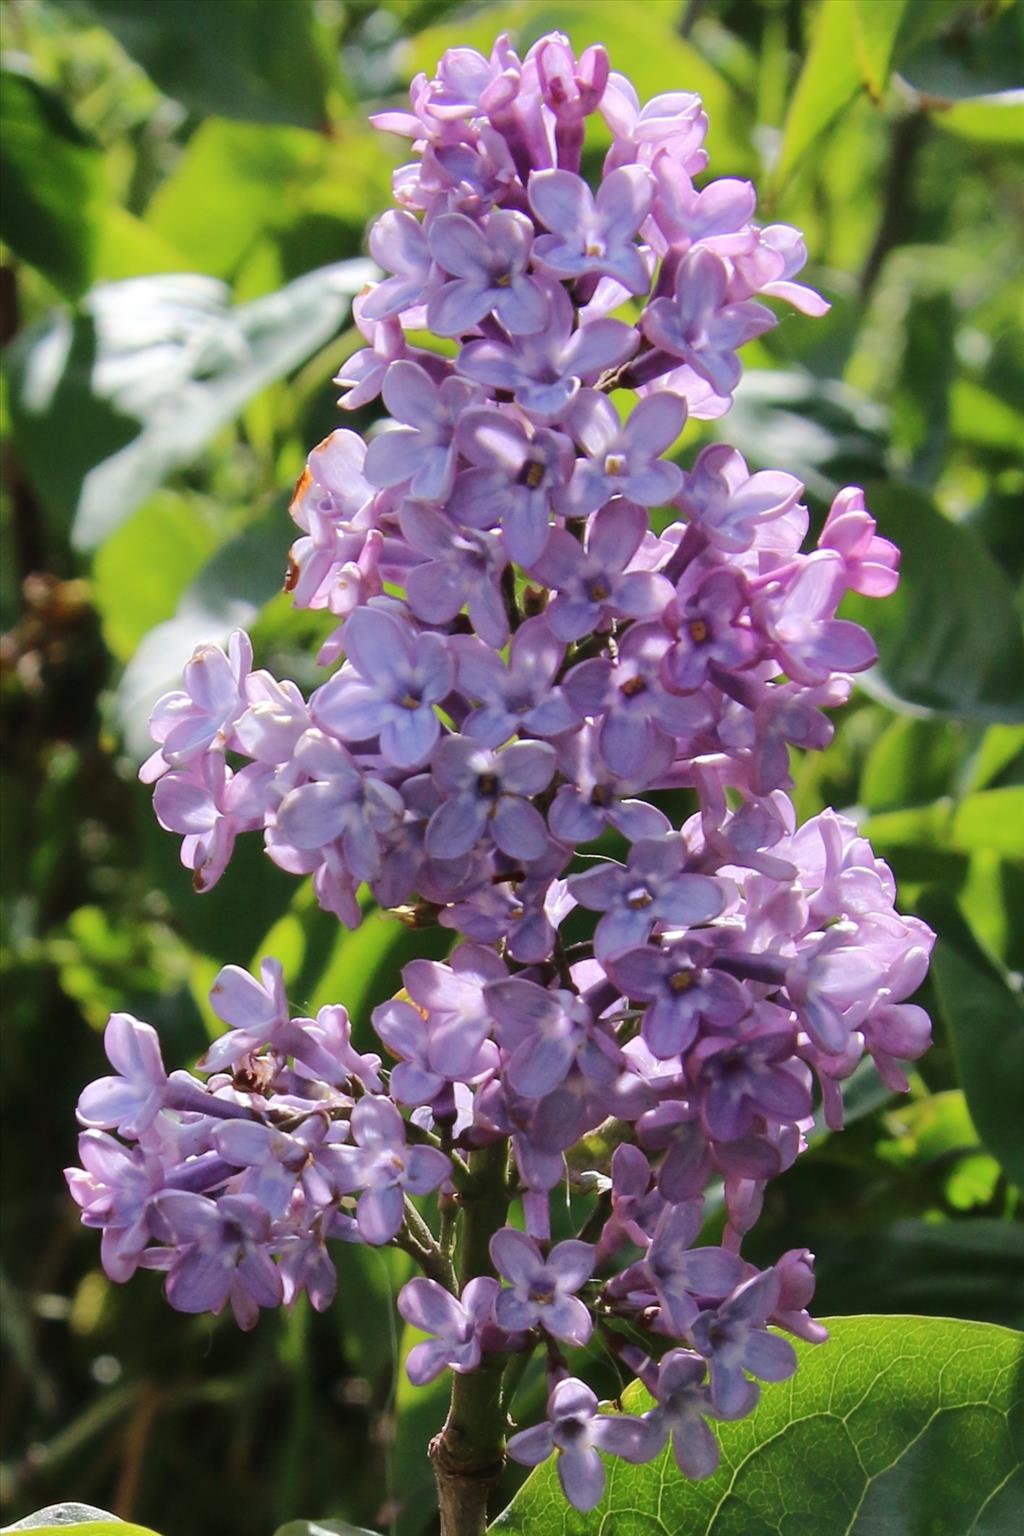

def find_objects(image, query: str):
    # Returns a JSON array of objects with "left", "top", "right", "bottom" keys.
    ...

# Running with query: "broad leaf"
[
  {"left": 931, "top": 89, "right": 1024, "bottom": 144},
  {"left": 5, "top": 261, "right": 372, "bottom": 549},
  {"left": 82, "top": 0, "right": 331, "bottom": 128},
  {"left": 919, "top": 894, "right": 1024, "bottom": 1190},
  {"left": 492, "top": 1316, "right": 1024, "bottom": 1534},
  {"left": 843, "top": 481, "right": 1024, "bottom": 723},
  {"left": 0, "top": 69, "right": 105, "bottom": 298}
]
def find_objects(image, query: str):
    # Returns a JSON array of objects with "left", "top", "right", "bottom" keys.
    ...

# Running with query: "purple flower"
[
  {"left": 641, "top": 248, "right": 774, "bottom": 398},
  {"left": 457, "top": 280, "right": 637, "bottom": 423},
  {"left": 65, "top": 1130, "right": 166, "bottom": 1282},
  {"left": 490, "top": 1227, "right": 594, "bottom": 1344},
  {"left": 426, "top": 736, "right": 556, "bottom": 860},
  {"left": 273, "top": 729, "right": 404, "bottom": 881},
  {"left": 152, "top": 753, "right": 266, "bottom": 893},
  {"left": 643, "top": 1350, "right": 721, "bottom": 1477},
  {"left": 529, "top": 165, "right": 654, "bottom": 294},
  {"left": 427, "top": 208, "right": 547, "bottom": 335},
  {"left": 563, "top": 620, "right": 712, "bottom": 777},
  {"left": 690, "top": 1268, "right": 797, "bottom": 1414},
  {"left": 487, "top": 977, "right": 593, "bottom": 1098},
  {"left": 662, "top": 567, "right": 755, "bottom": 693},
  {"left": 650, "top": 156, "right": 757, "bottom": 257},
  {"left": 450, "top": 409, "right": 574, "bottom": 566},
  {"left": 508, "top": 1377, "right": 655, "bottom": 1512},
  {"left": 673, "top": 444, "right": 805, "bottom": 554},
  {"left": 362, "top": 209, "right": 435, "bottom": 322},
  {"left": 818, "top": 486, "right": 899, "bottom": 598},
  {"left": 372, "top": 988, "right": 497, "bottom": 1106},
  {"left": 364, "top": 361, "right": 481, "bottom": 502},
  {"left": 332, "top": 1096, "right": 451, "bottom": 1245},
  {"left": 311, "top": 606, "right": 454, "bottom": 768},
  {"left": 642, "top": 1202, "right": 743, "bottom": 1332},
  {"left": 529, "top": 500, "right": 673, "bottom": 643},
  {"left": 146, "top": 1190, "right": 282, "bottom": 1330},
  {"left": 550, "top": 724, "right": 673, "bottom": 844},
  {"left": 689, "top": 1026, "right": 812, "bottom": 1141},
  {"left": 561, "top": 389, "right": 685, "bottom": 516},
  {"left": 77, "top": 1013, "right": 167, "bottom": 1137},
  {"left": 451, "top": 616, "right": 578, "bottom": 746},
  {"left": 141, "top": 631, "right": 252, "bottom": 783},
  {"left": 398, "top": 1276, "right": 499, "bottom": 1383},
  {"left": 400, "top": 502, "right": 509, "bottom": 648},
  {"left": 210, "top": 1117, "right": 348, "bottom": 1219},
  {"left": 200, "top": 958, "right": 290, "bottom": 1073},
  {"left": 607, "top": 940, "right": 748, "bottom": 1058},
  {"left": 569, "top": 835, "right": 727, "bottom": 959},
  {"left": 754, "top": 551, "right": 877, "bottom": 686}
]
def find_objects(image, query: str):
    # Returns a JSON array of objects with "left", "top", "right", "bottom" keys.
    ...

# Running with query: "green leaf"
[
  {"left": 91, "top": 491, "right": 220, "bottom": 662},
  {"left": 919, "top": 893, "right": 1024, "bottom": 1190},
  {"left": 776, "top": 1, "right": 864, "bottom": 189},
  {"left": 843, "top": 481, "right": 1024, "bottom": 723},
  {"left": 82, "top": 0, "right": 330, "bottom": 128},
  {"left": 145, "top": 120, "right": 392, "bottom": 280},
  {"left": 492, "top": 1316, "right": 1024, "bottom": 1535},
  {"left": 860, "top": 716, "right": 962, "bottom": 812},
  {"left": 1, "top": 1506, "right": 161, "bottom": 1535},
  {"left": 0, "top": 68, "right": 105, "bottom": 298},
  {"left": 951, "top": 789, "right": 1024, "bottom": 859},
  {"left": 115, "top": 509, "right": 288, "bottom": 758},
  {"left": 852, "top": 0, "right": 909, "bottom": 100},
  {"left": 931, "top": 89, "right": 1024, "bottom": 145},
  {"left": 5, "top": 261, "right": 372, "bottom": 550}
]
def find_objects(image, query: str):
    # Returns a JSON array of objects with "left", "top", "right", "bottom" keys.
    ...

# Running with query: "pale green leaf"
[
  {"left": 852, "top": 0, "right": 909, "bottom": 99},
  {"left": 776, "top": 1, "right": 863, "bottom": 188},
  {"left": 492, "top": 1316, "right": 1024, "bottom": 1535}
]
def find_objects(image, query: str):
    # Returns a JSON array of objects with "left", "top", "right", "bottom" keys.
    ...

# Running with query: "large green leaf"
[
  {"left": 920, "top": 894, "right": 1024, "bottom": 1191},
  {"left": 82, "top": 0, "right": 330, "bottom": 128},
  {"left": 5, "top": 261, "right": 372, "bottom": 550},
  {"left": 843, "top": 481, "right": 1024, "bottom": 723},
  {"left": 492, "top": 1316, "right": 1024, "bottom": 1534},
  {"left": 0, "top": 69, "right": 105, "bottom": 299}
]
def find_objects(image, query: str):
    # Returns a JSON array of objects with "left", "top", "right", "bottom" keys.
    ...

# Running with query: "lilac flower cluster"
[{"left": 69, "top": 31, "right": 932, "bottom": 1516}]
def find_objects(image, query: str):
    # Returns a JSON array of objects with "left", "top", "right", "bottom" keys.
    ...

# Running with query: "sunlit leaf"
[
  {"left": 852, "top": 0, "right": 909, "bottom": 100},
  {"left": 5, "top": 261, "right": 372, "bottom": 550},
  {"left": 0, "top": 68, "right": 105, "bottom": 299},
  {"left": 775, "top": 1, "right": 864, "bottom": 189},
  {"left": 82, "top": 0, "right": 330, "bottom": 128},
  {"left": 843, "top": 481, "right": 1024, "bottom": 723},
  {"left": 920, "top": 893, "right": 1024, "bottom": 1191},
  {"left": 492, "top": 1316, "right": 1024, "bottom": 1534},
  {"left": 91, "top": 491, "right": 220, "bottom": 661},
  {"left": 929, "top": 89, "right": 1024, "bottom": 144},
  {"left": 274, "top": 1522, "right": 382, "bottom": 1536}
]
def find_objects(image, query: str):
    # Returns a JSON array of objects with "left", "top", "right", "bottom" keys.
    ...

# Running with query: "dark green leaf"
[
  {"left": 811, "top": 1222, "right": 1024, "bottom": 1329},
  {"left": 843, "top": 481, "right": 1024, "bottom": 723},
  {"left": 919, "top": 893, "right": 1024, "bottom": 1190},
  {"left": 492, "top": 1316, "right": 1024, "bottom": 1534},
  {"left": 5, "top": 262, "right": 372, "bottom": 550},
  {"left": 0, "top": 69, "right": 105, "bottom": 298},
  {"left": 82, "top": 0, "right": 330, "bottom": 128}
]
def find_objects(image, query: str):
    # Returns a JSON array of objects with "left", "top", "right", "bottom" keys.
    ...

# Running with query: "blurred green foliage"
[{"left": 0, "top": 1, "right": 1021, "bottom": 1534}]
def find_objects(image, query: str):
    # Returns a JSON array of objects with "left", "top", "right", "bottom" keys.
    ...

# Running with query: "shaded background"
[{"left": 1, "top": 1, "right": 1022, "bottom": 1533}]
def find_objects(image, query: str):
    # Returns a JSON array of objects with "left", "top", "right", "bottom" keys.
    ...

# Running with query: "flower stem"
[{"left": 430, "top": 1141, "right": 510, "bottom": 1536}]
